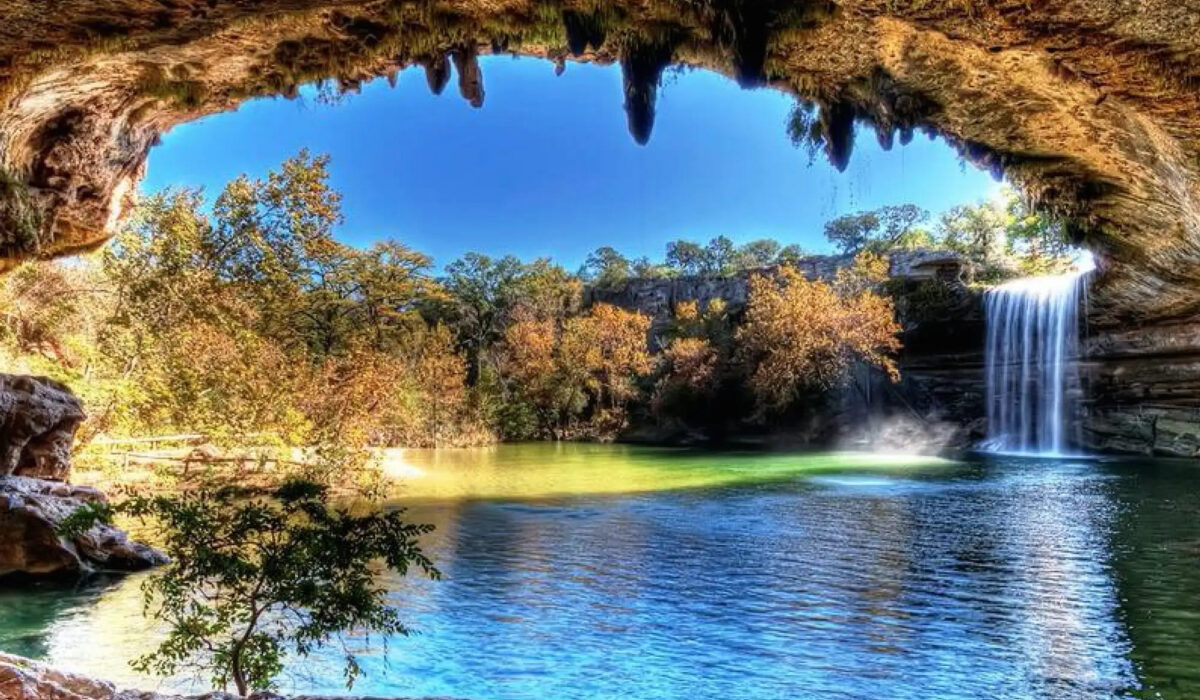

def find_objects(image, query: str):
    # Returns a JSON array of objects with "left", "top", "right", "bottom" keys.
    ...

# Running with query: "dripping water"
[{"left": 983, "top": 254, "right": 1093, "bottom": 456}]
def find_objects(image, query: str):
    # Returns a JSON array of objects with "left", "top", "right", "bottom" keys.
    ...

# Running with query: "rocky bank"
[
  {"left": 0, "top": 652, "right": 454, "bottom": 700},
  {"left": 0, "top": 373, "right": 164, "bottom": 579}
]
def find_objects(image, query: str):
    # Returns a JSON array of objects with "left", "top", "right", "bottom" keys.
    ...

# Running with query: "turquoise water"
[{"left": 2, "top": 445, "right": 1200, "bottom": 699}]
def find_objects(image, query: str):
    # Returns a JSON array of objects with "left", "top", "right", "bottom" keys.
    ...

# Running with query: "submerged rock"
[{"left": 0, "top": 475, "right": 166, "bottom": 579}]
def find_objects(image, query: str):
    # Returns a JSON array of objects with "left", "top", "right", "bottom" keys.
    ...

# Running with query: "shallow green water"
[
  {"left": 379, "top": 443, "right": 951, "bottom": 500},
  {"left": 3, "top": 445, "right": 1200, "bottom": 699}
]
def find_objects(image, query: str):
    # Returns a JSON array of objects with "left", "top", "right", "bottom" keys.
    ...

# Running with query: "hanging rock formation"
[{"left": 0, "top": 0, "right": 1193, "bottom": 327}]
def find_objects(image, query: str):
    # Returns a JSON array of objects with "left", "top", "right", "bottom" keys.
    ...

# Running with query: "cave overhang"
[{"left": 0, "top": 0, "right": 1198, "bottom": 323}]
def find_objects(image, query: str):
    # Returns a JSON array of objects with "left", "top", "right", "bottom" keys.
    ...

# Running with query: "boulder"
[
  {"left": 0, "top": 374, "right": 86, "bottom": 481},
  {"left": 0, "top": 476, "right": 166, "bottom": 579}
]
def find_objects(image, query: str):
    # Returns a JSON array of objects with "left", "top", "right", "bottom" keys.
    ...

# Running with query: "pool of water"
[{"left": 3, "top": 444, "right": 1200, "bottom": 700}]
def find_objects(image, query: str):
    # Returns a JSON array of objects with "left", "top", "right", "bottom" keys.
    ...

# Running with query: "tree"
[
  {"left": 823, "top": 212, "right": 879, "bottom": 254},
  {"left": 581, "top": 246, "right": 632, "bottom": 287},
  {"left": 498, "top": 302, "right": 652, "bottom": 439},
  {"left": 703, "top": 236, "right": 737, "bottom": 275},
  {"left": 736, "top": 262, "right": 901, "bottom": 414},
  {"left": 63, "top": 481, "right": 439, "bottom": 697},
  {"left": 440, "top": 252, "right": 525, "bottom": 383},
  {"left": 824, "top": 205, "right": 929, "bottom": 254},
  {"left": 936, "top": 200, "right": 1007, "bottom": 273},
  {"left": 588, "top": 303, "right": 654, "bottom": 413},
  {"left": 776, "top": 243, "right": 806, "bottom": 264},
  {"left": 1000, "top": 189, "right": 1072, "bottom": 274},
  {"left": 665, "top": 239, "right": 710, "bottom": 276},
  {"left": 730, "top": 239, "right": 782, "bottom": 270},
  {"left": 631, "top": 256, "right": 674, "bottom": 279}
]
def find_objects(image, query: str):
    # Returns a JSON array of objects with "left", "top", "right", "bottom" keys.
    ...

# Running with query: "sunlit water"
[{"left": 3, "top": 444, "right": 1200, "bottom": 699}]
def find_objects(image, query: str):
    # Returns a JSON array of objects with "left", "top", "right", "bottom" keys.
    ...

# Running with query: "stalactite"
[
  {"left": 620, "top": 35, "right": 677, "bottom": 145},
  {"left": 819, "top": 100, "right": 855, "bottom": 172},
  {"left": 563, "top": 11, "right": 608, "bottom": 57},
  {"left": 710, "top": 0, "right": 771, "bottom": 88},
  {"left": 451, "top": 45, "right": 485, "bottom": 108},
  {"left": 421, "top": 53, "right": 451, "bottom": 96}
]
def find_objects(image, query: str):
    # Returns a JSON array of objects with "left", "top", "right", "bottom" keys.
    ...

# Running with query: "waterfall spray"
[{"left": 984, "top": 256, "right": 1092, "bottom": 455}]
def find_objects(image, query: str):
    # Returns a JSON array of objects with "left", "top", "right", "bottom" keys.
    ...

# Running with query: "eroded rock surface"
[
  {"left": 0, "top": 1, "right": 1196, "bottom": 324},
  {"left": 0, "top": 373, "right": 163, "bottom": 579},
  {"left": 0, "top": 652, "right": 455, "bottom": 700},
  {"left": 0, "top": 475, "right": 166, "bottom": 578},
  {"left": 0, "top": 374, "right": 86, "bottom": 481}
]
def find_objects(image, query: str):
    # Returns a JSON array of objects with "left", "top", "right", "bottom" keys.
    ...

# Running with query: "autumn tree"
[{"left": 736, "top": 260, "right": 901, "bottom": 415}]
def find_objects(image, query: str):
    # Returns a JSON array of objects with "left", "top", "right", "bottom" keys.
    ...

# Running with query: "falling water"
[{"left": 984, "top": 256, "right": 1093, "bottom": 455}]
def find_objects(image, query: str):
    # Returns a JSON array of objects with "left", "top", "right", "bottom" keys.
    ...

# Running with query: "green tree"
[
  {"left": 581, "top": 246, "right": 632, "bottom": 287},
  {"left": 936, "top": 200, "right": 1007, "bottom": 273},
  {"left": 776, "top": 243, "right": 806, "bottom": 264},
  {"left": 824, "top": 205, "right": 929, "bottom": 254},
  {"left": 67, "top": 481, "right": 439, "bottom": 697},
  {"left": 730, "top": 239, "right": 782, "bottom": 270},
  {"left": 440, "top": 252, "right": 525, "bottom": 383},
  {"left": 665, "top": 240, "right": 710, "bottom": 275},
  {"left": 703, "top": 236, "right": 737, "bottom": 275}
]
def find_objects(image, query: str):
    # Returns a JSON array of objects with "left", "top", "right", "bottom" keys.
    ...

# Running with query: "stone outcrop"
[
  {"left": 596, "top": 256, "right": 1200, "bottom": 457},
  {"left": 0, "top": 652, "right": 451, "bottom": 700},
  {"left": 1, "top": 374, "right": 86, "bottom": 481},
  {"left": 0, "top": 373, "right": 164, "bottom": 579},
  {"left": 0, "top": 1, "right": 1196, "bottom": 326},
  {"left": 0, "top": 475, "right": 166, "bottom": 578},
  {"left": 1079, "top": 320, "right": 1200, "bottom": 457}
]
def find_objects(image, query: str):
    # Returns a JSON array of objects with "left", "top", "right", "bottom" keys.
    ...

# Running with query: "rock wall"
[
  {"left": 589, "top": 251, "right": 988, "bottom": 452},
  {"left": 0, "top": 373, "right": 164, "bottom": 579},
  {"left": 1080, "top": 319, "right": 1200, "bottom": 457},
  {"left": 593, "top": 256, "right": 1200, "bottom": 457},
  {"left": 0, "top": 374, "right": 86, "bottom": 480}
]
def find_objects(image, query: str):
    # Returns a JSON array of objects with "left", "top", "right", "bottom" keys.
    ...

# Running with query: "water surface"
[{"left": 2, "top": 444, "right": 1199, "bottom": 700}]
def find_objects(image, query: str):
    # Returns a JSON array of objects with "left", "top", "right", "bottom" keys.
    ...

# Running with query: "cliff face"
[
  {"left": 0, "top": 1, "right": 1197, "bottom": 327},
  {"left": 590, "top": 251, "right": 989, "bottom": 452},
  {"left": 593, "top": 256, "right": 1200, "bottom": 458},
  {"left": 1080, "top": 321, "right": 1200, "bottom": 457}
]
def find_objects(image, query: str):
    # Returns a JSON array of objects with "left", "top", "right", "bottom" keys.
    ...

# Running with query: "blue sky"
[{"left": 143, "top": 56, "right": 1001, "bottom": 270}]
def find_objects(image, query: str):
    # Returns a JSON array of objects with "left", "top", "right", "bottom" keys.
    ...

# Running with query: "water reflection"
[{"left": 1, "top": 447, "right": 1198, "bottom": 699}]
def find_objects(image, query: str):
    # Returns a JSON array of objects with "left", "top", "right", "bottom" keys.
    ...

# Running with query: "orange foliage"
[{"left": 737, "top": 263, "right": 901, "bottom": 414}]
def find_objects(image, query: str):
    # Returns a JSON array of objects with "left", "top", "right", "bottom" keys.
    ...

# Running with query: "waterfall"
[{"left": 984, "top": 258, "right": 1092, "bottom": 455}]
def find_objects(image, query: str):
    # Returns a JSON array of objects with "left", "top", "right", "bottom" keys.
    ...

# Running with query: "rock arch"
[{"left": 0, "top": 0, "right": 1198, "bottom": 324}]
